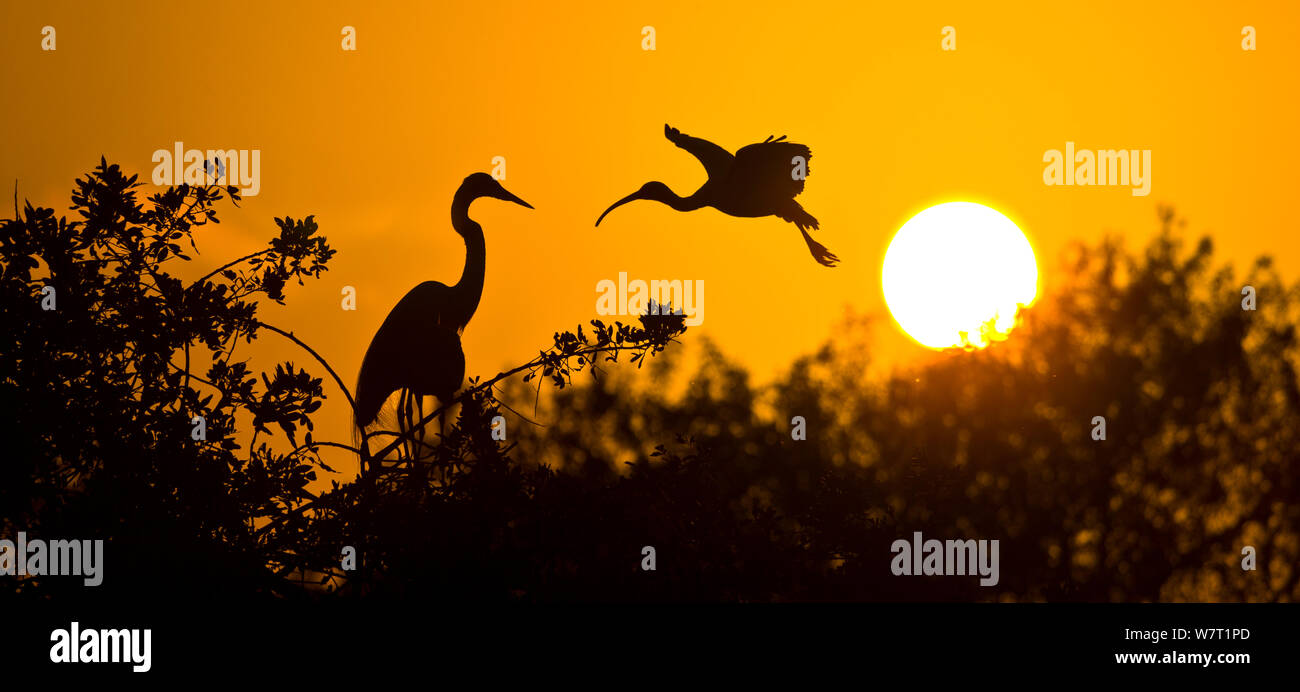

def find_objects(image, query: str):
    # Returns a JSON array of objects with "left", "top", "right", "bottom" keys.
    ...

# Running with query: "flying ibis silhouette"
[
  {"left": 355, "top": 173, "right": 532, "bottom": 445},
  {"left": 595, "top": 125, "right": 838, "bottom": 267}
]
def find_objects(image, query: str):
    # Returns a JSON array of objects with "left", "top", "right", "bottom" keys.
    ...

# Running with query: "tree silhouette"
[
  {"left": 506, "top": 207, "right": 1300, "bottom": 602},
  {"left": 1, "top": 159, "right": 336, "bottom": 602},
  {"left": 4, "top": 162, "right": 1294, "bottom": 603},
  {"left": 0, "top": 160, "right": 691, "bottom": 602}
]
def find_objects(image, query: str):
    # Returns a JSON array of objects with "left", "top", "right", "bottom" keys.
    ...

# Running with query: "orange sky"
[{"left": 3, "top": 0, "right": 1297, "bottom": 473}]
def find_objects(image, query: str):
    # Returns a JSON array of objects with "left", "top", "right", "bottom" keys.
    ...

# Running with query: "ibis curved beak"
[{"left": 595, "top": 190, "right": 643, "bottom": 227}]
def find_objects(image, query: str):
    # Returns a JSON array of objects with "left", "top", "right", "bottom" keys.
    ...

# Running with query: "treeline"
[{"left": 2, "top": 163, "right": 1293, "bottom": 603}]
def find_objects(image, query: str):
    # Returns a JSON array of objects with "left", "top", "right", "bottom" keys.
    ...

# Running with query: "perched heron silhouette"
[
  {"left": 595, "top": 125, "right": 838, "bottom": 267},
  {"left": 354, "top": 172, "right": 532, "bottom": 451}
]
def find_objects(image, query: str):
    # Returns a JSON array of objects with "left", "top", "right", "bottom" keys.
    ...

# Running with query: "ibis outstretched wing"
[
  {"left": 731, "top": 141, "right": 812, "bottom": 200},
  {"left": 664, "top": 125, "right": 735, "bottom": 179}
]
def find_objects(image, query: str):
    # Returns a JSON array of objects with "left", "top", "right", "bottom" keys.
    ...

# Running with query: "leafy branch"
[{"left": 363, "top": 301, "right": 688, "bottom": 466}]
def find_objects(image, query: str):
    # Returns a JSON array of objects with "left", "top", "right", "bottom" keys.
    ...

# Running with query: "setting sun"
[{"left": 882, "top": 202, "right": 1038, "bottom": 349}]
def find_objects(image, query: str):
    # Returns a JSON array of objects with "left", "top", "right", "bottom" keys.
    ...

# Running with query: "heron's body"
[
  {"left": 596, "top": 125, "right": 837, "bottom": 267},
  {"left": 355, "top": 281, "right": 466, "bottom": 421},
  {"left": 354, "top": 173, "right": 531, "bottom": 429}
]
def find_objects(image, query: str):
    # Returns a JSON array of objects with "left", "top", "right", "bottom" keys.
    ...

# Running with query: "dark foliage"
[
  {"left": 3, "top": 163, "right": 1294, "bottom": 603},
  {"left": 1, "top": 160, "right": 335, "bottom": 602},
  {"left": 508, "top": 207, "right": 1300, "bottom": 602}
]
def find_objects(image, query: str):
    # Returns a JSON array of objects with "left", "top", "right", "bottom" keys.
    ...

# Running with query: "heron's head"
[
  {"left": 595, "top": 181, "right": 672, "bottom": 227},
  {"left": 460, "top": 172, "right": 534, "bottom": 212}
]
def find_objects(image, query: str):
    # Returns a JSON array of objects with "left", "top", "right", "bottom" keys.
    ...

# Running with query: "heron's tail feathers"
[{"left": 354, "top": 355, "right": 392, "bottom": 428}]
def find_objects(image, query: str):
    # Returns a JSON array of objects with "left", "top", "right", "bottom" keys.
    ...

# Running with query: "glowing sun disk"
[{"left": 882, "top": 202, "right": 1038, "bottom": 349}]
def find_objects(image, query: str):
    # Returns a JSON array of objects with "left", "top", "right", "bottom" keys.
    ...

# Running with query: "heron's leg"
[
  {"left": 414, "top": 394, "right": 425, "bottom": 460},
  {"left": 433, "top": 398, "right": 444, "bottom": 452},
  {"left": 405, "top": 390, "right": 421, "bottom": 465},
  {"left": 799, "top": 228, "right": 839, "bottom": 268},
  {"left": 398, "top": 389, "right": 411, "bottom": 463},
  {"left": 417, "top": 395, "right": 444, "bottom": 463},
  {"left": 395, "top": 389, "right": 404, "bottom": 463},
  {"left": 439, "top": 406, "right": 448, "bottom": 485},
  {"left": 412, "top": 395, "right": 426, "bottom": 463}
]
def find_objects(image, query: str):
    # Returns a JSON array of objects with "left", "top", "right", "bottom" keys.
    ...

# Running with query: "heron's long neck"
[{"left": 450, "top": 193, "right": 486, "bottom": 324}]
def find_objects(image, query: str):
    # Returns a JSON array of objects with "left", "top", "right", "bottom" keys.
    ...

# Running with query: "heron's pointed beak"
[
  {"left": 500, "top": 190, "right": 533, "bottom": 210},
  {"left": 595, "top": 190, "right": 643, "bottom": 227}
]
